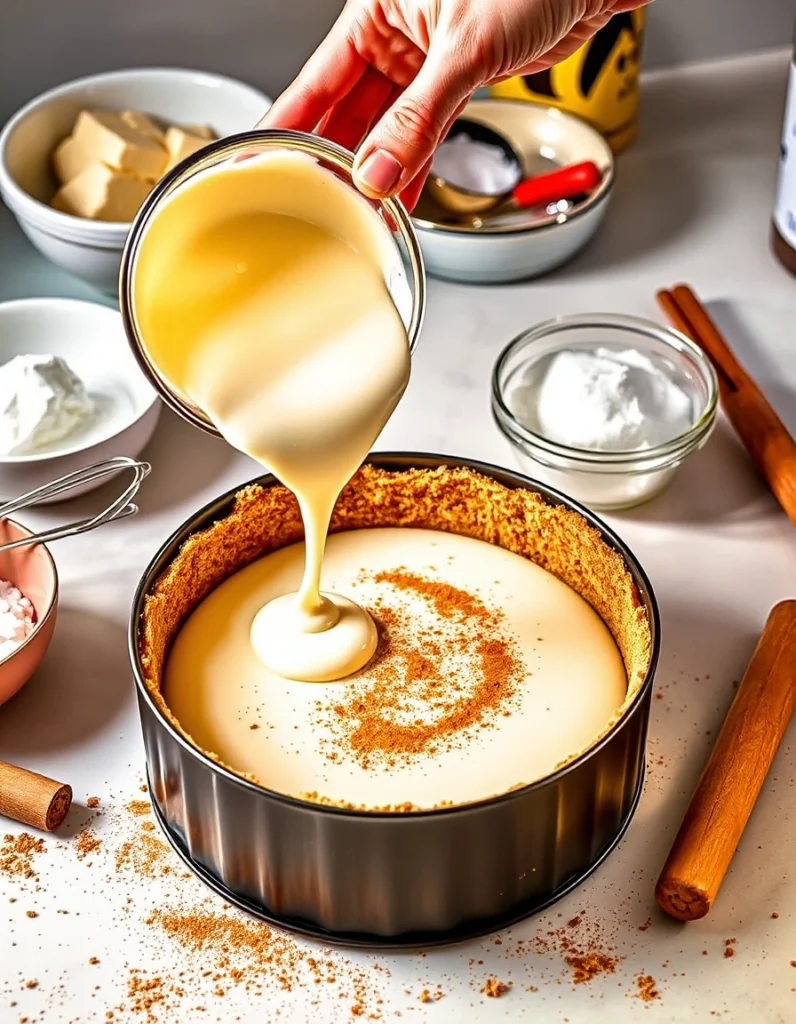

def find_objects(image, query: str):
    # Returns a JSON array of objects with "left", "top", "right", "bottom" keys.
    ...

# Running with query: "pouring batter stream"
[{"left": 132, "top": 150, "right": 411, "bottom": 680}]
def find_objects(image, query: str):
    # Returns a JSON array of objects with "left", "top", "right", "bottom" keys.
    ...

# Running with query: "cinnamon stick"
[
  {"left": 657, "top": 285, "right": 796, "bottom": 528},
  {"left": 0, "top": 760, "right": 72, "bottom": 831},
  {"left": 655, "top": 601, "right": 796, "bottom": 921}
]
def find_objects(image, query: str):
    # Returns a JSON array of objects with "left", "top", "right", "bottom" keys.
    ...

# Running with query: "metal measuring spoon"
[{"left": 427, "top": 118, "right": 602, "bottom": 222}]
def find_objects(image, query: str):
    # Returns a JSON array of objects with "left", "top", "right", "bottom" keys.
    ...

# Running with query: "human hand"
[{"left": 260, "top": 0, "right": 651, "bottom": 209}]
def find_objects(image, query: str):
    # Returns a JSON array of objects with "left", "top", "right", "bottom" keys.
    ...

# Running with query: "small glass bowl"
[
  {"left": 119, "top": 129, "right": 426, "bottom": 436},
  {"left": 491, "top": 314, "right": 719, "bottom": 511}
]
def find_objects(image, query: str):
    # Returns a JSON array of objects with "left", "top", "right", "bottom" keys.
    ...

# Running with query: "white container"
[
  {"left": 491, "top": 314, "right": 719, "bottom": 511},
  {"left": 413, "top": 100, "right": 614, "bottom": 284},
  {"left": 0, "top": 297, "right": 160, "bottom": 501},
  {"left": 0, "top": 68, "right": 270, "bottom": 293}
]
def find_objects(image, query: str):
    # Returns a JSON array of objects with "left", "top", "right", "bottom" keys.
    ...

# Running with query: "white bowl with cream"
[
  {"left": 492, "top": 314, "right": 719, "bottom": 510},
  {"left": 412, "top": 99, "right": 614, "bottom": 284},
  {"left": 0, "top": 68, "right": 270, "bottom": 293},
  {"left": 0, "top": 298, "right": 160, "bottom": 501}
]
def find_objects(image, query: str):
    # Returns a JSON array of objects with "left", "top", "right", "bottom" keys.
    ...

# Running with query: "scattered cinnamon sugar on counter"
[
  {"left": 143, "top": 906, "right": 385, "bottom": 1018},
  {"left": 566, "top": 951, "right": 617, "bottom": 984},
  {"left": 74, "top": 829, "right": 102, "bottom": 861},
  {"left": 318, "top": 570, "right": 525, "bottom": 770},
  {"left": 126, "top": 800, "right": 152, "bottom": 817},
  {"left": 637, "top": 917, "right": 652, "bottom": 932},
  {"left": 724, "top": 938, "right": 736, "bottom": 959},
  {"left": 127, "top": 971, "right": 166, "bottom": 1021},
  {"left": 635, "top": 974, "right": 660, "bottom": 1001},
  {"left": 481, "top": 977, "right": 509, "bottom": 998},
  {"left": 523, "top": 912, "right": 621, "bottom": 986},
  {"left": 115, "top": 832, "right": 174, "bottom": 878},
  {"left": 87, "top": 796, "right": 101, "bottom": 808},
  {"left": 25, "top": 910, "right": 37, "bottom": 918},
  {"left": 0, "top": 833, "right": 45, "bottom": 879}
]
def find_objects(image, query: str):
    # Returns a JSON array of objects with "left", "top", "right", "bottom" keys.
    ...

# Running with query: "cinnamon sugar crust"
[{"left": 138, "top": 465, "right": 652, "bottom": 809}]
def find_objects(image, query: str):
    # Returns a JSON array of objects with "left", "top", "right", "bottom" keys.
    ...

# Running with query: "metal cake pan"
[{"left": 129, "top": 453, "right": 659, "bottom": 948}]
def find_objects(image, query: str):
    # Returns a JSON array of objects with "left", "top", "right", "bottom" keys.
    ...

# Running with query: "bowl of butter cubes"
[{"left": 0, "top": 67, "right": 270, "bottom": 292}]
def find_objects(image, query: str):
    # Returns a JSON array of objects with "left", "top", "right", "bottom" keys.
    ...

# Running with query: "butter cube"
[
  {"left": 52, "top": 163, "right": 152, "bottom": 222},
  {"left": 181, "top": 123, "right": 215, "bottom": 140},
  {"left": 120, "top": 110, "right": 166, "bottom": 145},
  {"left": 163, "top": 126, "right": 210, "bottom": 173},
  {"left": 52, "top": 135, "right": 93, "bottom": 185},
  {"left": 71, "top": 110, "right": 167, "bottom": 182}
]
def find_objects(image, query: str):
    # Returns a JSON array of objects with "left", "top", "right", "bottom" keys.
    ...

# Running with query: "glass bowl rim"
[{"left": 491, "top": 312, "right": 719, "bottom": 467}]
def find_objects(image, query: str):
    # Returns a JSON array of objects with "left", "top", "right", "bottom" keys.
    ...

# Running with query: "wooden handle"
[
  {"left": 655, "top": 601, "right": 796, "bottom": 921},
  {"left": 0, "top": 760, "right": 72, "bottom": 831},
  {"left": 656, "top": 285, "right": 796, "bottom": 528}
]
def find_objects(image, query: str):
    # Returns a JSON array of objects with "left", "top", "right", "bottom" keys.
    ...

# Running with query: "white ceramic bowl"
[
  {"left": 412, "top": 99, "right": 614, "bottom": 284},
  {"left": 0, "top": 68, "right": 271, "bottom": 293},
  {"left": 0, "top": 297, "right": 160, "bottom": 501}
]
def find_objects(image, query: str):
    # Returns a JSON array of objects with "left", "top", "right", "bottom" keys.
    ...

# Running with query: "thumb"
[{"left": 353, "top": 52, "right": 473, "bottom": 199}]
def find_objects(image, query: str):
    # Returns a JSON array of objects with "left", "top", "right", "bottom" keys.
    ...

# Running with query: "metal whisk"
[{"left": 0, "top": 457, "right": 151, "bottom": 553}]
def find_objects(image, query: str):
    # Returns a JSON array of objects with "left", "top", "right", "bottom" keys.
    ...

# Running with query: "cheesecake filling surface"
[{"left": 163, "top": 526, "right": 627, "bottom": 809}]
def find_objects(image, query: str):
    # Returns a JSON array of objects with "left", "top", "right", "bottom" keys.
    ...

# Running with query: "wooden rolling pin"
[
  {"left": 0, "top": 759, "right": 72, "bottom": 831},
  {"left": 657, "top": 285, "right": 796, "bottom": 528},
  {"left": 655, "top": 601, "right": 796, "bottom": 921}
]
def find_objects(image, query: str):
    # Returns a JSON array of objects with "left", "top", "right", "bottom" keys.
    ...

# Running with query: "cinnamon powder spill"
[
  {"left": 74, "top": 829, "right": 102, "bottom": 861},
  {"left": 126, "top": 800, "right": 152, "bottom": 817},
  {"left": 481, "top": 977, "right": 509, "bottom": 997},
  {"left": 519, "top": 912, "right": 621, "bottom": 986},
  {"left": 0, "top": 833, "right": 44, "bottom": 879},
  {"left": 565, "top": 951, "right": 617, "bottom": 984},
  {"left": 319, "top": 569, "right": 525, "bottom": 769},
  {"left": 87, "top": 796, "right": 101, "bottom": 809},
  {"left": 115, "top": 832, "right": 174, "bottom": 878},
  {"left": 144, "top": 907, "right": 384, "bottom": 1018},
  {"left": 635, "top": 974, "right": 660, "bottom": 1001}
]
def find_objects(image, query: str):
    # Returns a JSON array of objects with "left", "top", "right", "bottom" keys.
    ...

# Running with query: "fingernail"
[{"left": 356, "top": 150, "right": 402, "bottom": 195}]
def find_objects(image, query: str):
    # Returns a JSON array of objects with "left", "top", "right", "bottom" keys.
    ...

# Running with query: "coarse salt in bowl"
[
  {"left": 491, "top": 314, "right": 719, "bottom": 511},
  {"left": 0, "top": 579, "right": 36, "bottom": 660},
  {"left": 0, "top": 518, "right": 58, "bottom": 706}
]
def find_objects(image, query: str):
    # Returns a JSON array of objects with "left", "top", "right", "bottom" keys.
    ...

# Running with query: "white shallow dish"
[
  {"left": 412, "top": 100, "right": 614, "bottom": 284},
  {"left": 0, "top": 297, "right": 160, "bottom": 501},
  {"left": 0, "top": 68, "right": 271, "bottom": 293}
]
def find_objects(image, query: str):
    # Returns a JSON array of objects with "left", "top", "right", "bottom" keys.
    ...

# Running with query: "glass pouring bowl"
[{"left": 119, "top": 129, "right": 426, "bottom": 435}]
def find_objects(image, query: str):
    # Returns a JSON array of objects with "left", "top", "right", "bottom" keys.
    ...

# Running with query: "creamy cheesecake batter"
[
  {"left": 163, "top": 527, "right": 627, "bottom": 809},
  {"left": 132, "top": 149, "right": 410, "bottom": 681}
]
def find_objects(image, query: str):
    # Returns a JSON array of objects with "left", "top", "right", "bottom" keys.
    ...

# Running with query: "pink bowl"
[{"left": 0, "top": 519, "right": 58, "bottom": 706}]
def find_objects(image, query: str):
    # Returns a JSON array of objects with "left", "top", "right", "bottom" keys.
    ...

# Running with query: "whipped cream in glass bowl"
[{"left": 492, "top": 314, "right": 719, "bottom": 511}]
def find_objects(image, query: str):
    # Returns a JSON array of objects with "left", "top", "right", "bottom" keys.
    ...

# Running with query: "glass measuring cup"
[{"left": 119, "top": 130, "right": 426, "bottom": 434}]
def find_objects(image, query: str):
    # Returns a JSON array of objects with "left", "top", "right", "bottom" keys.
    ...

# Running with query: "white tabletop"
[{"left": 2, "top": 48, "right": 796, "bottom": 1024}]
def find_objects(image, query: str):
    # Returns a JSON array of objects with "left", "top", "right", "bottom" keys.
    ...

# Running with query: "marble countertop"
[{"left": 2, "top": 47, "right": 796, "bottom": 1024}]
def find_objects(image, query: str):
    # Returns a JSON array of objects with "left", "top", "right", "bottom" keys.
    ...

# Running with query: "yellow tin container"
[{"left": 489, "top": 10, "right": 644, "bottom": 154}]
